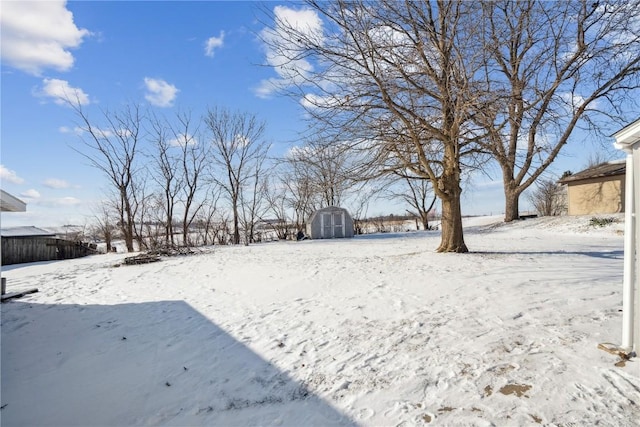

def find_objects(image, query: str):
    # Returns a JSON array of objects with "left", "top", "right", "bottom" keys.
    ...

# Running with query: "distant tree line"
[{"left": 70, "top": 102, "right": 436, "bottom": 252}]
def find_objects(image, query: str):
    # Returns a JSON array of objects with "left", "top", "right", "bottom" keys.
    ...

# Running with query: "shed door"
[
  {"left": 333, "top": 212, "right": 344, "bottom": 238},
  {"left": 322, "top": 213, "right": 333, "bottom": 238}
]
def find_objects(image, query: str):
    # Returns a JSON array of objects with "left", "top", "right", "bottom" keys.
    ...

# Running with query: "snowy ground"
[{"left": 1, "top": 214, "right": 638, "bottom": 426}]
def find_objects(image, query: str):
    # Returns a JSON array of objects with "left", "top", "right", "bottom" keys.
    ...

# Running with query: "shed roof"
[
  {"left": 312, "top": 206, "right": 351, "bottom": 214},
  {"left": 1, "top": 226, "right": 56, "bottom": 238},
  {"left": 558, "top": 160, "right": 626, "bottom": 184}
]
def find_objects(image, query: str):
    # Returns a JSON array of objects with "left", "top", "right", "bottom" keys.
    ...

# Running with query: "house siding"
[{"left": 566, "top": 175, "right": 625, "bottom": 215}]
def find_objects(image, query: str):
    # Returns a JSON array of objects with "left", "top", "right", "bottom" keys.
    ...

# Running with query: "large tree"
[
  {"left": 149, "top": 114, "right": 182, "bottom": 247},
  {"left": 204, "top": 107, "right": 269, "bottom": 245},
  {"left": 261, "top": 0, "right": 487, "bottom": 252},
  {"left": 171, "top": 112, "right": 209, "bottom": 247},
  {"left": 72, "top": 103, "right": 145, "bottom": 252},
  {"left": 476, "top": 0, "right": 640, "bottom": 221}
]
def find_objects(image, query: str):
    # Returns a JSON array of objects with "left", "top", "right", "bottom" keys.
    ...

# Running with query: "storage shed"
[
  {"left": 306, "top": 206, "right": 354, "bottom": 239},
  {"left": 1, "top": 226, "right": 96, "bottom": 266}
]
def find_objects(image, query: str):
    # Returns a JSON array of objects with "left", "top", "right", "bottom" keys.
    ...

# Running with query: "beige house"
[{"left": 558, "top": 160, "right": 626, "bottom": 215}]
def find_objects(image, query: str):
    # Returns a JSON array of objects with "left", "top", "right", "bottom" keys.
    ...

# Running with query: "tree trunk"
[
  {"left": 420, "top": 212, "right": 429, "bottom": 231},
  {"left": 232, "top": 201, "right": 240, "bottom": 245},
  {"left": 437, "top": 178, "right": 468, "bottom": 253},
  {"left": 122, "top": 214, "right": 134, "bottom": 252},
  {"left": 182, "top": 204, "right": 191, "bottom": 247},
  {"left": 504, "top": 183, "right": 520, "bottom": 222},
  {"left": 183, "top": 222, "right": 189, "bottom": 247},
  {"left": 105, "top": 233, "right": 112, "bottom": 253},
  {"left": 166, "top": 198, "right": 174, "bottom": 246},
  {"left": 124, "top": 227, "right": 134, "bottom": 252}
]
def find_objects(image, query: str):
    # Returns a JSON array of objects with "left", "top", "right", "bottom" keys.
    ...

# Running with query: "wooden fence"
[{"left": 1, "top": 237, "right": 98, "bottom": 266}]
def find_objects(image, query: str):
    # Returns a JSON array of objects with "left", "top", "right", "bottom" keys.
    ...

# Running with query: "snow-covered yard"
[{"left": 1, "top": 215, "right": 638, "bottom": 426}]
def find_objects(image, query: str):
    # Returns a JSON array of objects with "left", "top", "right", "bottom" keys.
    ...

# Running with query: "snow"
[{"left": 1, "top": 214, "right": 638, "bottom": 426}]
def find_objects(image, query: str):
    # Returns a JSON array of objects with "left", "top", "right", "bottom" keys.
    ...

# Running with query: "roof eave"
[
  {"left": 613, "top": 118, "right": 640, "bottom": 150},
  {"left": 0, "top": 190, "right": 27, "bottom": 212},
  {"left": 559, "top": 171, "right": 625, "bottom": 184}
]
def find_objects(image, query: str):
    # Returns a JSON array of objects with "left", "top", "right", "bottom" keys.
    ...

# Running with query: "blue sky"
[{"left": 0, "top": 1, "right": 623, "bottom": 228}]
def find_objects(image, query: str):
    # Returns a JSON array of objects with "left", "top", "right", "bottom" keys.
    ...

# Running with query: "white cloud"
[
  {"left": 0, "top": 0, "right": 90, "bottom": 75},
  {"left": 474, "top": 179, "right": 503, "bottom": 189},
  {"left": 34, "top": 196, "right": 83, "bottom": 208},
  {"left": 0, "top": 165, "right": 25, "bottom": 184},
  {"left": 144, "top": 77, "right": 179, "bottom": 107},
  {"left": 43, "top": 178, "right": 70, "bottom": 189},
  {"left": 169, "top": 133, "right": 197, "bottom": 147},
  {"left": 560, "top": 92, "right": 599, "bottom": 113},
  {"left": 61, "top": 125, "right": 116, "bottom": 139},
  {"left": 37, "top": 78, "right": 90, "bottom": 105},
  {"left": 59, "top": 126, "right": 84, "bottom": 135},
  {"left": 255, "top": 77, "right": 308, "bottom": 100},
  {"left": 21, "top": 189, "right": 41, "bottom": 199},
  {"left": 254, "top": 78, "right": 282, "bottom": 99},
  {"left": 285, "top": 145, "right": 311, "bottom": 159},
  {"left": 257, "top": 6, "right": 323, "bottom": 98},
  {"left": 301, "top": 93, "right": 343, "bottom": 109},
  {"left": 57, "top": 197, "right": 81, "bottom": 206},
  {"left": 205, "top": 31, "right": 225, "bottom": 57}
]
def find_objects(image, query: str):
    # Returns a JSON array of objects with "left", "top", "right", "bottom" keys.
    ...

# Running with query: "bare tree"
[
  {"left": 194, "top": 186, "right": 222, "bottom": 246},
  {"left": 130, "top": 174, "right": 152, "bottom": 251},
  {"left": 239, "top": 151, "right": 270, "bottom": 245},
  {"left": 149, "top": 114, "right": 182, "bottom": 247},
  {"left": 171, "top": 112, "right": 209, "bottom": 247},
  {"left": 204, "top": 107, "right": 269, "bottom": 245},
  {"left": 386, "top": 176, "right": 437, "bottom": 230},
  {"left": 213, "top": 212, "right": 232, "bottom": 245},
  {"left": 263, "top": 174, "right": 294, "bottom": 240},
  {"left": 287, "top": 140, "right": 358, "bottom": 208},
  {"left": 527, "top": 178, "right": 567, "bottom": 217},
  {"left": 144, "top": 195, "right": 166, "bottom": 249},
  {"left": 476, "top": 0, "right": 640, "bottom": 222},
  {"left": 261, "top": 0, "right": 487, "bottom": 252},
  {"left": 280, "top": 155, "right": 320, "bottom": 230},
  {"left": 584, "top": 151, "right": 615, "bottom": 169},
  {"left": 348, "top": 189, "right": 372, "bottom": 235},
  {"left": 71, "top": 103, "right": 145, "bottom": 252},
  {"left": 91, "top": 202, "right": 118, "bottom": 252}
]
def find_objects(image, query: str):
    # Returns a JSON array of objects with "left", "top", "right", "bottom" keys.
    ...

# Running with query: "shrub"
[{"left": 589, "top": 217, "right": 617, "bottom": 227}]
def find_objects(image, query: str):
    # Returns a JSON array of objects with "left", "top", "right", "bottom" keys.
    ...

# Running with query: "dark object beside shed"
[{"left": 306, "top": 206, "right": 354, "bottom": 239}]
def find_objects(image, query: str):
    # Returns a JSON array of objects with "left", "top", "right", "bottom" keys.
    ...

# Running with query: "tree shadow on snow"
[
  {"left": 353, "top": 230, "right": 437, "bottom": 241},
  {"left": 1, "top": 300, "right": 356, "bottom": 426},
  {"left": 471, "top": 249, "right": 624, "bottom": 260}
]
